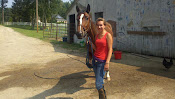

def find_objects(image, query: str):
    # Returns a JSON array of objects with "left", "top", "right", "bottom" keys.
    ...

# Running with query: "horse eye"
[{"left": 85, "top": 16, "right": 88, "bottom": 20}]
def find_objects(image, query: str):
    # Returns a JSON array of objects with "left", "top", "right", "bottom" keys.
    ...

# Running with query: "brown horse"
[{"left": 76, "top": 4, "right": 113, "bottom": 81}]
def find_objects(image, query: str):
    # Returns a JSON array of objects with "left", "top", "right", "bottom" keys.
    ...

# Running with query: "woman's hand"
[
  {"left": 104, "top": 63, "right": 109, "bottom": 71},
  {"left": 87, "top": 39, "right": 96, "bottom": 50}
]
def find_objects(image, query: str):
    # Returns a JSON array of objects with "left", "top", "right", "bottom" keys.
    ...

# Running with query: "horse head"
[{"left": 76, "top": 4, "right": 91, "bottom": 39}]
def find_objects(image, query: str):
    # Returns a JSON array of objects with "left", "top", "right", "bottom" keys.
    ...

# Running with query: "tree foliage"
[
  {"left": 11, "top": 0, "right": 35, "bottom": 22},
  {"left": 3, "top": 0, "right": 73, "bottom": 24},
  {"left": 38, "top": 0, "right": 59, "bottom": 25},
  {"left": 0, "top": 0, "right": 8, "bottom": 7},
  {"left": 4, "top": 8, "right": 12, "bottom": 22}
]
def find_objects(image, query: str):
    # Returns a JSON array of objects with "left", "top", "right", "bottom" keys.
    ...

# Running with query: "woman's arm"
[{"left": 104, "top": 33, "right": 113, "bottom": 71}]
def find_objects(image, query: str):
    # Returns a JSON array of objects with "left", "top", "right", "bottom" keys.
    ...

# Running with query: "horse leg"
[{"left": 106, "top": 70, "right": 111, "bottom": 81}]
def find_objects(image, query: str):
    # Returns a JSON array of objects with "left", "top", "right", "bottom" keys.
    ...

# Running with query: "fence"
[
  {"left": 4, "top": 22, "right": 68, "bottom": 41},
  {"left": 43, "top": 23, "right": 68, "bottom": 40},
  {"left": 4, "top": 22, "right": 61, "bottom": 27},
  {"left": 4, "top": 22, "right": 33, "bottom": 26}
]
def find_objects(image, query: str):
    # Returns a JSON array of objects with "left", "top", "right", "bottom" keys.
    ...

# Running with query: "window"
[{"left": 95, "top": 12, "right": 103, "bottom": 21}]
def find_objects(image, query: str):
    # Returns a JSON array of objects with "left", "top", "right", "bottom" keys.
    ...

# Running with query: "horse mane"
[
  {"left": 106, "top": 22, "right": 112, "bottom": 29},
  {"left": 105, "top": 21, "right": 113, "bottom": 37}
]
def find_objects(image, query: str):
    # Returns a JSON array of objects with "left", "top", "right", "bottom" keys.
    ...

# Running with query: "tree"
[
  {"left": 38, "top": 0, "right": 49, "bottom": 27},
  {"left": 22, "top": 0, "right": 35, "bottom": 22},
  {"left": 11, "top": 0, "right": 23, "bottom": 22},
  {"left": 4, "top": 8, "right": 12, "bottom": 22},
  {"left": 10, "top": 0, "right": 73, "bottom": 26},
  {"left": 11, "top": 0, "right": 36, "bottom": 29},
  {"left": 61, "top": 1, "right": 71, "bottom": 19},
  {"left": 38, "top": 0, "right": 59, "bottom": 27},
  {"left": 0, "top": 0, "right": 8, "bottom": 24},
  {"left": 12, "top": 0, "right": 35, "bottom": 22},
  {"left": 56, "top": 0, "right": 73, "bottom": 19},
  {"left": 37, "top": 0, "right": 72, "bottom": 26}
]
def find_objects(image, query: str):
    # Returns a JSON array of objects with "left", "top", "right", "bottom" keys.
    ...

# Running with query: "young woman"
[{"left": 91, "top": 18, "right": 113, "bottom": 99}]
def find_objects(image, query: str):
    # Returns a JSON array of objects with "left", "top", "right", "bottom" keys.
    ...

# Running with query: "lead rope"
[{"left": 86, "top": 37, "right": 94, "bottom": 68}]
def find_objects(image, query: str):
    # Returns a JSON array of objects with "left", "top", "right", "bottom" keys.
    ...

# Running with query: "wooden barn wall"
[
  {"left": 102, "top": 0, "right": 175, "bottom": 58},
  {"left": 68, "top": 0, "right": 175, "bottom": 58}
]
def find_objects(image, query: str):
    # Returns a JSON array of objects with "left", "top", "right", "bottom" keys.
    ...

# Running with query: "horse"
[{"left": 76, "top": 4, "right": 113, "bottom": 81}]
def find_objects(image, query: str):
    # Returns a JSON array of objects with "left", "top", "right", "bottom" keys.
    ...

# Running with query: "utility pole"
[
  {"left": 36, "top": 0, "right": 38, "bottom": 32},
  {"left": 1, "top": 0, "right": 4, "bottom": 24}
]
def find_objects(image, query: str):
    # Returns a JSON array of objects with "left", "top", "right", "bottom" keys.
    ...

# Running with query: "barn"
[{"left": 66, "top": 0, "right": 175, "bottom": 58}]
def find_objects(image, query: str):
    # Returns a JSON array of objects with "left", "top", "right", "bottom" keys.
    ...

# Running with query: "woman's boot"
[{"left": 98, "top": 87, "right": 107, "bottom": 99}]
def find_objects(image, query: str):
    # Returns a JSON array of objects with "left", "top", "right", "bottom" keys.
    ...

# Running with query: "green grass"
[
  {"left": 4, "top": 25, "right": 86, "bottom": 52},
  {"left": 5, "top": 25, "right": 45, "bottom": 41}
]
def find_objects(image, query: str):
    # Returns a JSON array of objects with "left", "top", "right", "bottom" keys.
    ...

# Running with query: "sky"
[{"left": 7, "top": 0, "right": 71, "bottom": 8}]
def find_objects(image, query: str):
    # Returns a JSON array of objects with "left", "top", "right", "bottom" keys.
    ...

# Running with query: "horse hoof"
[{"left": 107, "top": 77, "right": 111, "bottom": 81}]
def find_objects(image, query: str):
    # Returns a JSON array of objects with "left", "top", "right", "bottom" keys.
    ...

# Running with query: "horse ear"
[
  {"left": 86, "top": 4, "right": 90, "bottom": 13},
  {"left": 76, "top": 5, "right": 80, "bottom": 12}
]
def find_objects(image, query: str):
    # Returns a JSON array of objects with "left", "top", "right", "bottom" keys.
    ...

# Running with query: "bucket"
[
  {"left": 62, "top": 37, "right": 67, "bottom": 42},
  {"left": 114, "top": 51, "right": 122, "bottom": 60},
  {"left": 80, "top": 40, "right": 85, "bottom": 47}
]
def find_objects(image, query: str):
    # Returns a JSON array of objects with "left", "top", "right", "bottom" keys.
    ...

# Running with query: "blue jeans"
[{"left": 92, "top": 59, "right": 106, "bottom": 90}]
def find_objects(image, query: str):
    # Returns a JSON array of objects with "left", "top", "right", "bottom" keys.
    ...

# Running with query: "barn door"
[
  {"left": 69, "top": 14, "right": 75, "bottom": 43},
  {"left": 107, "top": 20, "right": 116, "bottom": 37}
]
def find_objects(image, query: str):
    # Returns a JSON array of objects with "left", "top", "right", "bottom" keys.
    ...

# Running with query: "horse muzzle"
[{"left": 76, "top": 32, "right": 83, "bottom": 39}]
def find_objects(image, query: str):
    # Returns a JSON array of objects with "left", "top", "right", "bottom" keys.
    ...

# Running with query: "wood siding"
[{"left": 67, "top": 0, "right": 175, "bottom": 58}]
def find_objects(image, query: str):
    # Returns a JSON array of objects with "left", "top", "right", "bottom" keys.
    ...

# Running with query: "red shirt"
[{"left": 94, "top": 33, "right": 109, "bottom": 60}]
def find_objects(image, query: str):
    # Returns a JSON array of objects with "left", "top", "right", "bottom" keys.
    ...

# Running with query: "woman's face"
[{"left": 96, "top": 21, "right": 105, "bottom": 33}]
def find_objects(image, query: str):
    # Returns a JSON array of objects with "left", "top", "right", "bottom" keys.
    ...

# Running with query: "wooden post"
[
  {"left": 43, "top": 25, "right": 44, "bottom": 38},
  {"left": 56, "top": 24, "right": 58, "bottom": 40},
  {"left": 36, "top": 0, "right": 38, "bottom": 32}
]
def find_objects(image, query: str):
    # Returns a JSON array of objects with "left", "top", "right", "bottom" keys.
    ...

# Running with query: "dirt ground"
[{"left": 0, "top": 25, "right": 175, "bottom": 99}]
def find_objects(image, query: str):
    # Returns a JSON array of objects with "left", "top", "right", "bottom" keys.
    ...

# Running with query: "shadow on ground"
[
  {"left": 0, "top": 57, "right": 94, "bottom": 98},
  {"left": 29, "top": 71, "right": 93, "bottom": 99},
  {"left": 111, "top": 52, "right": 175, "bottom": 79},
  {"left": 51, "top": 41, "right": 175, "bottom": 79}
]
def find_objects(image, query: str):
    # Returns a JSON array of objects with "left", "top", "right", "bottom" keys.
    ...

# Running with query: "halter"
[
  {"left": 84, "top": 17, "right": 92, "bottom": 33},
  {"left": 78, "top": 14, "right": 92, "bottom": 37},
  {"left": 78, "top": 13, "right": 94, "bottom": 68}
]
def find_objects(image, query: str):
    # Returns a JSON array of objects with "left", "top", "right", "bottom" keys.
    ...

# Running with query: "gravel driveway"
[{"left": 0, "top": 25, "right": 69, "bottom": 68}]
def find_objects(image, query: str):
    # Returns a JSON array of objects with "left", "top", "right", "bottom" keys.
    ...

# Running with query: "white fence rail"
[
  {"left": 4, "top": 22, "right": 66, "bottom": 27},
  {"left": 4, "top": 22, "right": 33, "bottom": 26}
]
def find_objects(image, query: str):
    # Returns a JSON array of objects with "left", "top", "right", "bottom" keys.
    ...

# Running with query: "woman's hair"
[{"left": 96, "top": 18, "right": 106, "bottom": 25}]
